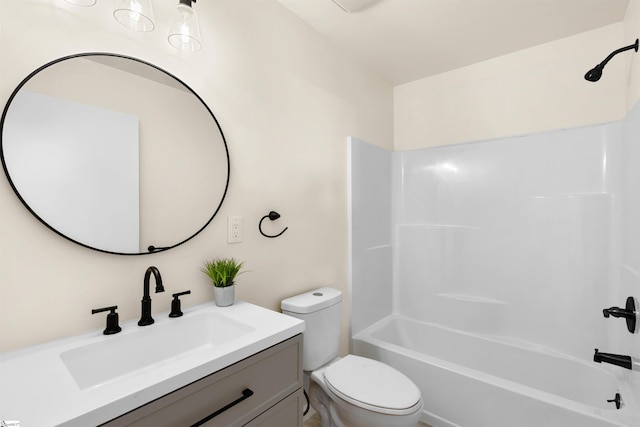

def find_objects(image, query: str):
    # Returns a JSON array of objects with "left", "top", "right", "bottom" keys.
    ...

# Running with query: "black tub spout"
[{"left": 593, "top": 349, "right": 632, "bottom": 370}]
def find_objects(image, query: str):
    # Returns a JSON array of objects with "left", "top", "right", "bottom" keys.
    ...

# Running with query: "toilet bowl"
[
  {"left": 281, "top": 287, "right": 423, "bottom": 427},
  {"left": 309, "top": 355, "right": 423, "bottom": 427}
]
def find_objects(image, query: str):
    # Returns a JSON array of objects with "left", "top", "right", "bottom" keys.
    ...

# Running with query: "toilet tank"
[{"left": 281, "top": 287, "right": 342, "bottom": 371}]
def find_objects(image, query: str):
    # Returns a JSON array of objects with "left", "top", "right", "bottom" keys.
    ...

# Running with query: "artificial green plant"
[{"left": 201, "top": 258, "right": 245, "bottom": 287}]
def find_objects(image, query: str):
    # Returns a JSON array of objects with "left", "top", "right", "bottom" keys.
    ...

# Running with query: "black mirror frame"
[{"left": 0, "top": 52, "right": 230, "bottom": 255}]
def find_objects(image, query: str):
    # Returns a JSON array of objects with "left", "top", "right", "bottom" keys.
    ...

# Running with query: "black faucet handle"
[
  {"left": 173, "top": 290, "right": 192, "bottom": 297},
  {"left": 602, "top": 297, "right": 637, "bottom": 333},
  {"left": 169, "top": 290, "right": 191, "bottom": 318},
  {"left": 92, "top": 305, "right": 122, "bottom": 335},
  {"left": 607, "top": 392, "right": 622, "bottom": 409},
  {"left": 603, "top": 306, "right": 626, "bottom": 318}
]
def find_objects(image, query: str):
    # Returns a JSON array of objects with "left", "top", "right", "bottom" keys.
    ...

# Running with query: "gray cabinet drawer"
[
  {"left": 103, "top": 334, "right": 303, "bottom": 427},
  {"left": 242, "top": 389, "right": 304, "bottom": 427}
]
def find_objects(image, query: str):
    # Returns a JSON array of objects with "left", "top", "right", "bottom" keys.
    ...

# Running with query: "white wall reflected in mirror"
[{"left": 4, "top": 90, "right": 140, "bottom": 253}]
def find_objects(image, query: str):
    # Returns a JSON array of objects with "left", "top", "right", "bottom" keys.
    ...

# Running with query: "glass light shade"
[
  {"left": 113, "top": 0, "right": 155, "bottom": 32},
  {"left": 168, "top": 4, "right": 202, "bottom": 52},
  {"left": 65, "top": 0, "right": 97, "bottom": 5}
]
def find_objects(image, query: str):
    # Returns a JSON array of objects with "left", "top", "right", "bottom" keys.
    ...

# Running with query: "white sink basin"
[
  {"left": 61, "top": 311, "right": 254, "bottom": 389},
  {"left": 1, "top": 301, "right": 304, "bottom": 427}
]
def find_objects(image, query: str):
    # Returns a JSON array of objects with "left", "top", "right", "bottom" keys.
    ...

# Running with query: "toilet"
[{"left": 281, "top": 287, "right": 423, "bottom": 427}]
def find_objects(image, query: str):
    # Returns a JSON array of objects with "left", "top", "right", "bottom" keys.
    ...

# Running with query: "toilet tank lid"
[{"left": 281, "top": 287, "right": 342, "bottom": 314}]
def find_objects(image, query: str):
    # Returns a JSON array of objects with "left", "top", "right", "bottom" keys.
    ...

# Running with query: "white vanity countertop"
[{"left": 0, "top": 301, "right": 304, "bottom": 426}]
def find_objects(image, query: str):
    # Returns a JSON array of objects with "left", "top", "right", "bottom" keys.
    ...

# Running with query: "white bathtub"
[{"left": 352, "top": 315, "right": 640, "bottom": 427}]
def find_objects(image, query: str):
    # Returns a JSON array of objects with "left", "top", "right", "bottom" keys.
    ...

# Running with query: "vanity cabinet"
[{"left": 101, "top": 334, "right": 303, "bottom": 427}]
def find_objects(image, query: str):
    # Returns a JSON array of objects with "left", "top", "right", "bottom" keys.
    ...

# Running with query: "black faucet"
[
  {"left": 593, "top": 349, "right": 632, "bottom": 370},
  {"left": 603, "top": 297, "right": 637, "bottom": 333},
  {"left": 138, "top": 266, "right": 165, "bottom": 326}
]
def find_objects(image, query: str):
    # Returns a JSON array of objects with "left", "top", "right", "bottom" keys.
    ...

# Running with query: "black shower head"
[
  {"left": 584, "top": 64, "right": 604, "bottom": 82},
  {"left": 585, "top": 38, "right": 639, "bottom": 82}
]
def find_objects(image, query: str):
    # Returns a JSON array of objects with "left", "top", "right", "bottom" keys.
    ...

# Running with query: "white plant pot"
[{"left": 214, "top": 285, "right": 235, "bottom": 307}]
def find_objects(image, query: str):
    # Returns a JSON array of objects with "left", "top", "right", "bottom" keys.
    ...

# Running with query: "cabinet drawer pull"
[{"left": 191, "top": 388, "right": 254, "bottom": 426}]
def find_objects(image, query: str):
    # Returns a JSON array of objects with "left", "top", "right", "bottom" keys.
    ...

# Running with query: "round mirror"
[{"left": 0, "top": 53, "right": 229, "bottom": 255}]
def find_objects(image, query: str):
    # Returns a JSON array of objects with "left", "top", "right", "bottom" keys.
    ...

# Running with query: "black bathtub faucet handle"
[
  {"left": 607, "top": 392, "right": 622, "bottom": 409},
  {"left": 602, "top": 297, "right": 637, "bottom": 333},
  {"left": 603, "top": 306, "right": 633, "bottom": 318}
]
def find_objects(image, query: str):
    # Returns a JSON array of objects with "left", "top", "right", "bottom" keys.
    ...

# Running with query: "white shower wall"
[
  {"left": 394, "top": 124, "right": 616, "bottom": 360},
  {"left": 349, "top": 137, "right": 393, "bottom": 336},
  {"left": 350, "top": 102, "right": 640, "bottom": 365},
  {"left": 617, "top": 101, "right": 640, "bottom": 390}
]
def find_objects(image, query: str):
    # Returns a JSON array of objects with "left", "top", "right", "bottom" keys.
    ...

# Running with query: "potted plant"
[{"left": 201, "top": 258, "right": 245, "bottom": 307}]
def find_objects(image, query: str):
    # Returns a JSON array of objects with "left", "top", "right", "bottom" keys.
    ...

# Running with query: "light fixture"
[
  {"left": 168, "top": 0, "right": 202, "bottom": 52},
  {"left": 66, "top": 0, "right": 204, "bottom": 52},
  {"left": 113, "top": 0, "right": 155, "bottom": 32},
  {"left": 65, "top": 0, "right": 97, "bottom": 5}
]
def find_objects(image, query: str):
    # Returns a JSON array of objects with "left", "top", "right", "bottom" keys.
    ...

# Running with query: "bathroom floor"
[{"left": 303, "top": 412, "right": 432, "bottom": 427}]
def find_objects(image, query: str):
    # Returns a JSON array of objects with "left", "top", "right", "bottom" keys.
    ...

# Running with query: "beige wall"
[
  {"left": 0, "top": 0, "right": 393, "bottom": 353},
  {"left": 394, "top": 22, "right": 634, "bottom": 150},
  {"left": 2, "top": 0, "right": 639, "bottom": 355}
]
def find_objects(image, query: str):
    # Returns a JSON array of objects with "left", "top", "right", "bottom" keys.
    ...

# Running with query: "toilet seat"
[{"left": 323, "top": 355, "right": 422, "bottom": 416}]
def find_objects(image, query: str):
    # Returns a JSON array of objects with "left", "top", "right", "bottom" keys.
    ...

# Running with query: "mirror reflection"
[{"left": 1, "top": 53, "right": 229, "bottom": 254}]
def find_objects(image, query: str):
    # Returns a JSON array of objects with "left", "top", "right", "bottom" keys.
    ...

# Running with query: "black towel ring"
[{"left": 259, "top": 211, "right": 288, "bottom": 238}]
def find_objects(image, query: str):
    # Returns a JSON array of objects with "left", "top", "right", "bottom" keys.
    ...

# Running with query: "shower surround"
[{"left": 349, "top": 102, "right": 640, "bottom": 426}]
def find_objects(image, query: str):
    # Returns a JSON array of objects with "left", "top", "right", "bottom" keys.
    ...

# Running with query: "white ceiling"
[{"left": 277, "top": 0, "right": 630, "bottom": 85}]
